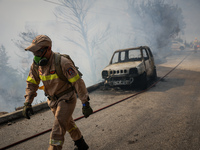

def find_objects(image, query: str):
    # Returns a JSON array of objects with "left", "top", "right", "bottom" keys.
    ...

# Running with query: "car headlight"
[
  {"left": 129, "top": 68, "right": 138, "bottom": 74},
  {"left": 102, "top": 70, "right": 108, "bottom": 78}
]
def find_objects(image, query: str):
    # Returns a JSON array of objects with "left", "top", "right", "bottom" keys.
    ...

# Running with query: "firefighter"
[
  {"left": 22, "top": 35, "right": 93, "bottom": 150},
  {"left": 193, "top": 37, "right": 199, "bottom": 46},
  {"left": 193, "top": 37, "right": 199, "bottom": 52}
]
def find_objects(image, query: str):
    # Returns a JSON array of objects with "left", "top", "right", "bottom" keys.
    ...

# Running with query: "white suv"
[{"left": 172, "top": 41, "right": 185, "bottom": 50}]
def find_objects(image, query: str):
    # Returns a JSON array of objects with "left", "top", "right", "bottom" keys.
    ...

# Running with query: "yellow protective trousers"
[{"left": 48, "top": 94, "right": 82, "bottom": 150}]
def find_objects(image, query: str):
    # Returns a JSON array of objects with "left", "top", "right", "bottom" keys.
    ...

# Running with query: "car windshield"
[{"left": 111, "top": 49, "right": 142, "bottom": 64}]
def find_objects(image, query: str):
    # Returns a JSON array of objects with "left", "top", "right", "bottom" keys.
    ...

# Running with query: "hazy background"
[{"left": 0, "top": 0, "right": 200, "bottom": 112}]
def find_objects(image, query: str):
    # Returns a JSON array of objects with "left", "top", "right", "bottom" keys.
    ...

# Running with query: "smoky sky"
[
  {"left": 175, "top": 0, "right": 200, "bottom": 40},
  {"left": 0, "top": 0, "right": 200, "bottom": 113}
]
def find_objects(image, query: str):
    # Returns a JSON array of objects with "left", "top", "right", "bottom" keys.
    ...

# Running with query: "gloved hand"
[
  {"left": 22, "top": 102, "right": 34, "bottom": 119},
  {"left": 82, "top": 102, "right": 93, "bottom": 118}
]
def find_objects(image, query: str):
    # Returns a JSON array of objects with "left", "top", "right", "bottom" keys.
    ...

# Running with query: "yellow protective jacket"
[
  {"left": 194, "top": 39, "right": 199, "bottom": 46},
  {"left": 24, "top": 51, "right": 89, "bottom": 104}
]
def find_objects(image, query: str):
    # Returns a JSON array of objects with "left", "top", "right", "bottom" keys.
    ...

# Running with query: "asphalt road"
[{"left": 0, "top": 50, "right": 200, "bottom": 150}]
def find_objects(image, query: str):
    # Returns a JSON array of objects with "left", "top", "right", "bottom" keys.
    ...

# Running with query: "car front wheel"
[
  {"left": 136, "top": 72, "right": 148, "bottom": 90},
  {"left": 151, "top": 67, "right": 157, "bottom": 81}
]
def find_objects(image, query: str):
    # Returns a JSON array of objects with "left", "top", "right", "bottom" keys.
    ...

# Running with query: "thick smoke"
[
  {"left": 0, "top": 45, "right": 25, "bottom": 112},
  {"left": 175, "top": 0, "right": 200, "bottom": 41},
  {"left": 0, "top": 0, "right": 195, "bottom": 113},
  {"left": 123, "top": 0, "right": 185, "bottom": 61}
]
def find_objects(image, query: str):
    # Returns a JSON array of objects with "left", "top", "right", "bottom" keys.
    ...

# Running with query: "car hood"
[{"left": 103, "top": 61, "right": 142, "bottom": 71}]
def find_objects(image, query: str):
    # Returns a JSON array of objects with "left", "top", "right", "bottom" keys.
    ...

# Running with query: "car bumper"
[{"left": 105, "top": 76, "right": 134, "bottom": 86}]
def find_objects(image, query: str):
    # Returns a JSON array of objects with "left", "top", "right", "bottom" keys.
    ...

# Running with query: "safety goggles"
[{"left": 33, "top": 47, "right": 48, "bottom": 57}]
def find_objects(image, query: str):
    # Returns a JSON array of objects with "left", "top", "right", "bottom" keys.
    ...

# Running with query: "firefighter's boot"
[{"left": 74, "top": 136, "right": 89, "bottom": 150}]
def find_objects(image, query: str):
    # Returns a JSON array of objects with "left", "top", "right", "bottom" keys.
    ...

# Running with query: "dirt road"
[{"left": 0, "top": 50, "right": 200, "bottom": 150}]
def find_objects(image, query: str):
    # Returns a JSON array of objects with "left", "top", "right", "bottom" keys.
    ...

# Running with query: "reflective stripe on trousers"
[
  {"left": 48, "top": 144, "right": 62, "bottom": 150},
  {"left": 49, "top": 139, "right": 63, "bottom": 146},
  {"left": 68, "top": 124, "right": 78, "bottom": 133}
]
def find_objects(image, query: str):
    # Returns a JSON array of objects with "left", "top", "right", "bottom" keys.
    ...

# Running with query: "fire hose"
[{"left": 0, "top": 53, "right": 191, "bottom": 150}]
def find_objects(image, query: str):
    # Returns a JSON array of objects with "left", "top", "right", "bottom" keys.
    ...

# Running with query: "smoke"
[
  {"left": 0, "top": 0, "right": 196, "bottom": 113},
  {"left": 9, "top": 0, "right": 187, "bottom": 86},
  {"left": 174, "top": 0, "right": 200, "bottom": 41},
  {"left": 124, "top": 0, "right": 185, "bottom": 57},
  {"left": 0, "top": 45, "right": 25, "bottom": 112},
  {"left": 82, "top": 0, "right": 186, "bottom": 70}
]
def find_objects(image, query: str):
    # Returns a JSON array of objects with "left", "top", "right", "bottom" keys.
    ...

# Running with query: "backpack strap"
[
  {"left": 33, "top": 63, "right": 39, "bottom": 76},
  {"left": 54, "top": 52, "right": 83, "bottom": 81},
  {"left": 54, "top": 53, "right": 69, "bottom": 82}
]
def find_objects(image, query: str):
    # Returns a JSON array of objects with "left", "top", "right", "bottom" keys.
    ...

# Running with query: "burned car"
[{"left": 101, "top": 46, "right": 157, "bottom": 89}]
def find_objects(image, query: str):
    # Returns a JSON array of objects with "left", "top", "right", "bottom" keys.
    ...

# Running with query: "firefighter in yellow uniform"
[
  {"left": 22, "top": 35, "right": 93, "bottom": 150},
  {"left": 193, "top": 37, "right": 199, "bottom": 50}
]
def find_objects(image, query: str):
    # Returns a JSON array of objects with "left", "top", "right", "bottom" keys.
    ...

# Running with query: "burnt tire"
[
  {"left": 151, "top": 67, "right": 157, "bottom": 81},
  {"left": 136, "top": 72, "right": 148, "bottom": 90}
]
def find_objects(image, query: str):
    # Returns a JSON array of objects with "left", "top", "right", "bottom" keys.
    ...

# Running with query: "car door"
[
  {"left": 142, "top": 48, "right": 151, "bottom": 76},
  {"left": 146, "top": 47, "right": 155, "bottom": 75}
]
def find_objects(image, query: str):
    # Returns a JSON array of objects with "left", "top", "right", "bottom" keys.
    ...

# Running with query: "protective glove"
[
  {"left": 82, "top": 102, "right": 93, "bottom": 118},
  {"left": 22, "top": 102, "right": 34, "bottom": 119}
]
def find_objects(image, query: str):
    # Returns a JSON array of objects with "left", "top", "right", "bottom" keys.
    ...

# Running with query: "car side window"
[
  {"left": 147, "top": 48, "right": 153, "bottom": 57},
  {"left": 120, "top": 51, "right": 125, "bottom": 62},
  {"left": 129, "top": 50, "right": 135, "bottom": 59},
  {"left": 142, "top": 49, "right": 149, "bottom": 60}
]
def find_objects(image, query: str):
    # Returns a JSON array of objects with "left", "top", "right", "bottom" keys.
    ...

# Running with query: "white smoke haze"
[{"left": 0, "top": 0, "right": 200, "bottom": 112}]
